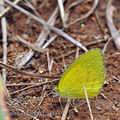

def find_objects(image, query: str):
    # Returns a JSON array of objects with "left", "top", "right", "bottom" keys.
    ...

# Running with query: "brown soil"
[{"left": 1, "top": 0, "right": 120, "bottom": 120}]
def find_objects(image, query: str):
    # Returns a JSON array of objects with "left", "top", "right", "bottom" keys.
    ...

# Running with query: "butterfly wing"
[{"left": 57, "top": 49, "right": 105, "bottom": 98}]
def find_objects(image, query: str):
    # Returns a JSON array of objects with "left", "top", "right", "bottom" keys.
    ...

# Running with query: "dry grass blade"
[
  {"left": 106, "top": 0, "right": 120, "bottom": 49},
  {"left": 0, "top": 0, "right": 7, "bottom": 82},
  {"left": 57, "top": 0, "right": 66, "bottom": 27},
  {"left": 0, "top": 0, "right": 21, "bottom": 17},
  {"left": 66, "top": 0, "right": 83, "bottom": 11},
  {"left": 8, "top": 103, "right": 39, "bottom": 120},
  {"left": 10, "top": 79, "right": 59, "bottom": 95},
  {"left": 0, "top": 0, "right": 11, "bottom": 99},
  {"left": 83, "top": 86, "right": 93, "bottom": 120},
  {"left": 103, "top": 38, "right": 112, "bottom": 53},
  {"left": 15, "top": 35, "right": 48, "bottom": 53},
  {"left": 67, "top": 0, "right": 99, "bottom": 27},
  {"left": 0, "top": 61, "right": 60, "bottom": 79},
  {"left": 65, "top": 0, "right": 83, "bottom": 24},
  {"left": 61, "top": 98, "right": 71, "bottom": 120}
]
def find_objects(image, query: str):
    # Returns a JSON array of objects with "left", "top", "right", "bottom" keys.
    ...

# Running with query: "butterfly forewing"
[{"left": 57, "top": 49, "right": 105, "bottom": 98}]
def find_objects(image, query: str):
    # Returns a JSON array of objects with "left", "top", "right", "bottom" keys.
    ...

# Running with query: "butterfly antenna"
[{"left": 83, "top": 86, "right": 94, "bottom": 120}]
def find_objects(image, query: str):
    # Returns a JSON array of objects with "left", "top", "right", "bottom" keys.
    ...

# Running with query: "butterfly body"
[{"left": 56, "top": 49, "right": 106, "bottom": 98}]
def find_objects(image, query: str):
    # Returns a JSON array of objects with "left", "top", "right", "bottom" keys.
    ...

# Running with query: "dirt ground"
[{"left": 1, "top": 0, "right": 120, "bottom": 120}]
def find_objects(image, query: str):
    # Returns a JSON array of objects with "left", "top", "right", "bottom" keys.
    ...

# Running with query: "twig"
[
  {"left": 57, "top": 0, "right": 66, "bottom": 27},
  {"left": 0, "top": 61, "right": 60, "bottom": 78},
  {"left": 14, "top": 3, "right": 59, "bottom": 69},
  {"left": 38, "top": 90, "right": 46, "bottom": 106},
  {"left": 95, "top": 11, "right": 106, "bottom": 35},
  {"left": 69, "top": 101, "right": 86, "bottom": 112},
  {"left": 24, "top": 0, "right": 36, "bottom": 11},
  {"left": 43, "top": 35, "right": 57, "bottom": 48},
  {"left": 112, "top": 76, "right": 120, "bottom": 83},
  {"left": 83, "top": 86, "right": 93, "bottom": 120},
  {"left": 67, "top": 0, "right": 99, "bottom": 27},
  {"left": 65, "top": 0, "right": 83, "bottom": 24},
  {"left": 61, "top": 98, "right": 71, "bottom": 120},
  {"left": 47, "top": 51, "right": 54, "bottom": 72},
  {"left": 6, "top": 82, "right": 49, "bottom": 87},
  {"left": 95, "top": 11, "right": 110, "bottom": 52},
  {"left": 101, "top": 93, "right": 118, "bottom": 111},
  {"left": 10, "top": 79, "right": 59, "bottom": 95},
  {"left": 66, "top": 0, "right": 83, "bottom": 11},
  {"left": 106, "top": 0, "right": 120, "bottom": 49},
  {"left": 8, "top": 103, "right": 39, "bottom": 120},
  {"left": 15, "top": 35, "right": 48, "bottom": 53},
  {"left": 75, "top": 47, "right": 80, "bottom": 59},
  {"left": 0, "top": 0, "right": 11, "bottom": 99},
  {"left": 0, "top": 0, "right": 21, "bottom": 18},
  {"left": 35, "top": 79, "right": 48, "bottom": 117},
  {"left": 0, "top": 0, "right": 7, "bottom": 82},
  {"left": 5, "top": 0, "right": 87, "bottom": 51},
  {"left": 102, "top": 38, "right": 112, "bottom": 53}
]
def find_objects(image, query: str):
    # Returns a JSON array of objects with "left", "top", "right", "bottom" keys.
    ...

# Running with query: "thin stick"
[
  {"left": 6, "top": 82, "right": 49, "bottom": 87},
  {"left": 15, "top": 35, "right": 48, "bottom": 53},
  {"left": 67, "top": 0, "right": 99, "bottom": 27},
  {"left": 66, "top": 0, "right": 83, "bottom": 11},
  {"left": 61, "top": 98, "right": 71, "bottom": 120},
  {"left": 47, "top": 51, "right": 54, "bottom": 72},
  {"left": 37, "top": 90, "right": 46, "bottom": 108},
  {"left": 0, "top": 0, "right": 7, "bottom": 82},
  {"left": 95, "top": 11, "right": 110, "bottom": 51},
  {"left": 101, "top": 93, "right": 118, "bottom": 111},
  {"left": 43, "top": 35, "right": 57, "bottom": 48},
  {"left": 35, "top": 79, "right": 48, "bottom": 116},
  {"left": 0, "top": 61, "right": 60, "bottom": 79},
  {"left": 65, "top": 0, "right": 83, "bottom": 24},
  {"left": 95, "top": 11, "right": 106, "bottom": 35},
  {"left": 83, "top": 86, "right": 93, "bottom": 120},
  {"left": 102, "top": 38, "right": 112, "bottom": 53},
  {"left": 0, "top": 0, "right": 21, "bottom": 17},
  {"left": 106, "top": 0, "right": 120, "bottom": 49},
  {"left": 57, "top": 0, "right": 66, "bottom": 27},
  {"left": 8, "top": 103, "right": 39, "bottom": 120},
  {"left": 10, "top": 79, "right": 59, "bottom": 95},
  {"left": 5, "top": 0, "right": 87, "bottom": 52},
  {"left": 0, "top": 0, "right": 11, "bottom": 99}
]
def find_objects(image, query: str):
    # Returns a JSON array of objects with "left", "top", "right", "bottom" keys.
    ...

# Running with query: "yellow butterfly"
[{"left": 56, "top": 48, "right": 106, "bottom": 98}]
